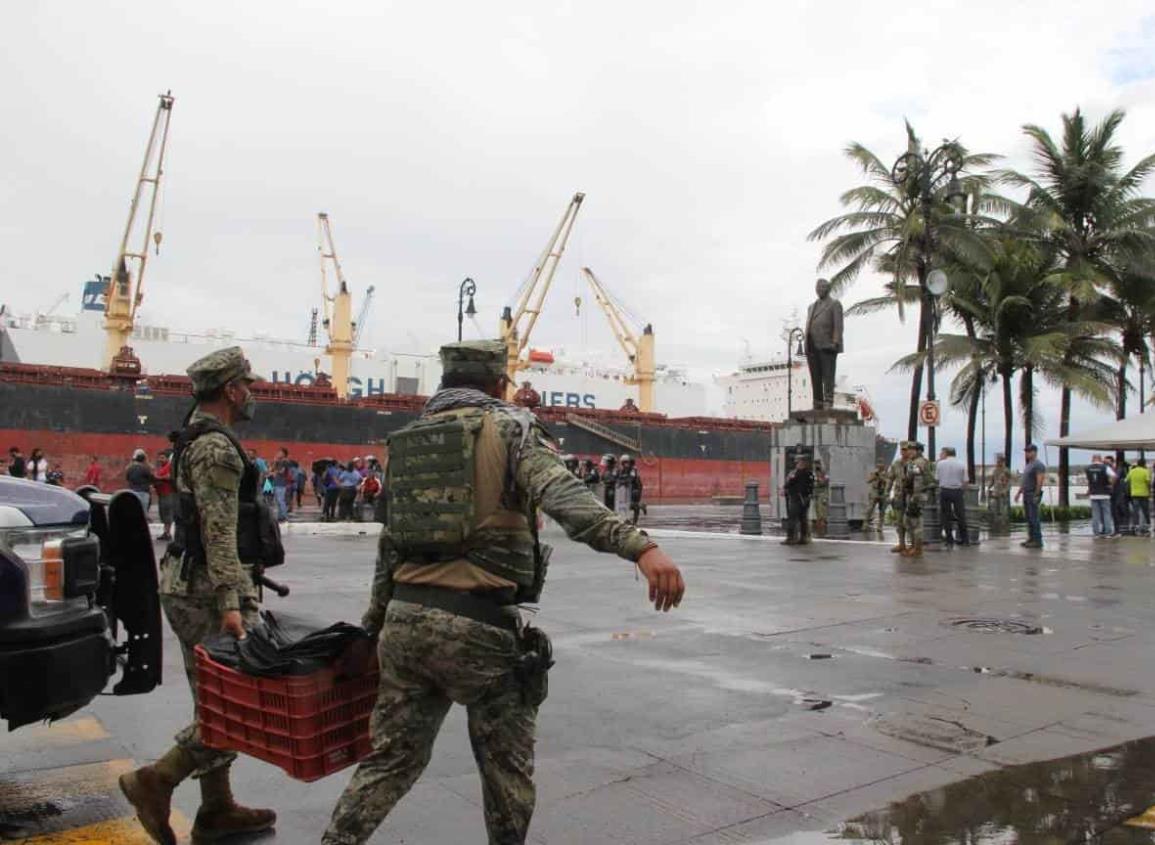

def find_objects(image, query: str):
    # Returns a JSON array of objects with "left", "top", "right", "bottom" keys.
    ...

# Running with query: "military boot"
[
  {"left": 889, "top": 536, "right": 906, "bottom": 553},
  {"left": 192, "top": 767, "right": 276, "bottom": 842},
  {"left": 119, "top": 746, "right": 197, "bottom": 845},
  {"left": 904, "top": 540, "right": 924, "bottom": 558}
]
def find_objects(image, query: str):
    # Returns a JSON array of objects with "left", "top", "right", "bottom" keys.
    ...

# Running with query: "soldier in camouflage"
[
  {"left": 888, "top": 443, "right": 910, "bottom": 554},
  {"left": 119, "top": 347, "right": 276, "bottom": 845},
  {"left": 323, "top": 340, "right": 685, "bottom": 845},
  {"left": 812, "top": 460, "right": 830, "bottom": 538},
  {"left": 865, "top": 459, "right": 889, "bottom": 534},
  {"left": 902, "top": 441, "right": 931, "bottom": 558},
  {"left": 987, "top": 453, "right": 1011, "bottom": 534}
]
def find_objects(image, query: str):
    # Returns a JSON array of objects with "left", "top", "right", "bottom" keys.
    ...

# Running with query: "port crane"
[
  {"left": 317, "top": 212, "right": 354, "bottom": 398},
  {"left": 499, "top": 192, "right": 584, "bottom": 397},
  {"left": 581, "top": 267, "right": 656, "bottom": 412},
  {"left": 353, "top": 285, "right": 376, "bottom": 347},
  {"left": 103, "top": 92, "right": 174, "bottom": 370}
]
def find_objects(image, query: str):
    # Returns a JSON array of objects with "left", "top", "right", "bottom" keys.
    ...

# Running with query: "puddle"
[{"left": 773, "top": 735, "right": 1155, "bottom": 842}]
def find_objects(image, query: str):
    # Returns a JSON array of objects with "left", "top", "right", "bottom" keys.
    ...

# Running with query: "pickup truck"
[{"left": 0, "top": 477, "right": 161, "bottom": 730}]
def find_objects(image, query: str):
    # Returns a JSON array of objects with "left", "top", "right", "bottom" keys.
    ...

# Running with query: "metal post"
[
  {"left": 927, "top": 293, "right": 937, "bottom": 458},
  {"left": 786, "top": 341, "right": 793, "bottom": 418},
  {"left": 457, "top": 277, "right": 476, "bottom": 343},
  {"left": 740, "top": 481, "right": 763, "bottom": 535},
  {"left": 980, "top": 376, "right": 987, "bottom": 503}
]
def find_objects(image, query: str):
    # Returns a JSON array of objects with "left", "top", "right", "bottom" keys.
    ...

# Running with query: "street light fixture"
[
  {"left": 457, "top": 277, "right": 477, "bottom": 342},
  {"left": 785, "top": 327, "right": 805, "bottom": 419}
]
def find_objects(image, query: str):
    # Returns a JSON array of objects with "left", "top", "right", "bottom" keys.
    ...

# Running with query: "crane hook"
[
  {"left": 574, "top": 295, "right": 582, "bottom": 316},
  {"left": 153, "top": 231, "right": 163, "bottom": 255}
]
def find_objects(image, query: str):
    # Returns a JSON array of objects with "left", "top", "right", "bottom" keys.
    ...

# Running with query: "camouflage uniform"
[
  {"left": 887, "top": 446, "right": 909, "bottom": 552},
  {"left": 325, "top": 340, "right": 655, "bottom": 845},
  {"left": 864, "top": 464, "right": 888, "bottom": 532},
  {"left": 812, "top": 464, "right": 830, "bottom": 537},
  {"left": 987, "top": 461, "right": 1011, "bottom": 534},
  {"left": 903, "top": 447, "right": 931, "bottom": 556}
]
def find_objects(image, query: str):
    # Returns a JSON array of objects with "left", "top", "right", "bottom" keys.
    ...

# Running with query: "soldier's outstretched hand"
[{"left": 636, "top": 546, "right": 685, "bottom": 612}]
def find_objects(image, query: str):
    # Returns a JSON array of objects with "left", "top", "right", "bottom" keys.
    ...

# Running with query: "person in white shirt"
[
  {"left": 936, "top": 447, "right": 969, "bottom": 546},
  {"left": 27, "top": 447, "right": 49, "bottom": 483}
]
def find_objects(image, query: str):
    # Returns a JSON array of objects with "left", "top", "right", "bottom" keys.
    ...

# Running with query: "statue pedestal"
[{"left": 769, "top": 416, "right": 894, "bottom": 528}]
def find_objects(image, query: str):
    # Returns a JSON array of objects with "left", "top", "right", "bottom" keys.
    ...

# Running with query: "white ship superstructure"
[{"left": 718, "top": 355, "right": 857, "bottom": 422}]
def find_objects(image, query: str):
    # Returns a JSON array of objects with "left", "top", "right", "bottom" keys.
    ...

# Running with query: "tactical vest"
[
  {"left": 386, "top": 407, "right": 541, "bottom": 596},
  {"left": 172, "top": 418, "right": 285, "bottom": 569}
]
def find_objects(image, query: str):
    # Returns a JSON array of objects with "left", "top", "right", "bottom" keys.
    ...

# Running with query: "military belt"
[{"left": 392, "top": 583, "right": 521, "bottom": 632}]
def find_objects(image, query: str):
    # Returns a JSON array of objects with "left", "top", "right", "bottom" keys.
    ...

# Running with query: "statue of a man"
[{"left": 805, "top": 278, "right": 843, "bottom": 410}]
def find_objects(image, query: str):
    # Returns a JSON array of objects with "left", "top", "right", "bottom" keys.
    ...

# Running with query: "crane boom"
[
  {"left": 581, "top": 267, "right": 656, "bottom": 412},
  {"left": 499, "top": 192, "right": 584, "bottom": 394},
  {"left": 103, "top": 92, "right": 174, "bottom": 369},
  {"left": 318, "top": 212, "right": 353, "bottom": 398},
  {"left": 353, "top": 284, "right": 376, "bottom": 347}
]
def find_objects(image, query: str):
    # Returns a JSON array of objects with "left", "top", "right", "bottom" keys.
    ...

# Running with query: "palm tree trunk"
[
  {"left": 966, "top": 381, "right": 980, "bottom": 483},
  {"left": 1058, "top": 385, "right": 1071, "bottom": 508},
  {"left": 1115, "top": 360, "right": 1127, "bottom": 465},
  {"left": 906, "top": 299, "right": 929, "bottom": 440},
  {"left": 1022, "top": 366, "right": 1034, "bottom": 448},
  {"left": 1002, "top": 371, "right": 1013, "bottom": 461}
]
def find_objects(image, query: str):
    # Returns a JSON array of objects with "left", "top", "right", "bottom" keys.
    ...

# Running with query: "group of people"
[
  {"left": 564, "top": 452, "right": 644, "bottom": 524},
  {"left": 5, "top": 445, "right": 63, "bottom": 485},
  {"left": 1085, "top": 454, "right": 1151, "bottom": 538},
  {"left": 249, "top": 448, "right": 308, "bottom": 522},
  {"left": 313, "top": 456, "right": 383, "bottom": 522},
  {"left": 780, "top": 454, "right": 833, "bottom": 545}
]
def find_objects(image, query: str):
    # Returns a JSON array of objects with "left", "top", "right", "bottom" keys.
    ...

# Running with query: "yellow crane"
[
  {"left": 317, "top": 212, "right": 354, "bottom": 398},
  {"left": 103, "top": 91, "right": 174, "bottom": 370},
  {"left": 581, "top": 267, "right": 656, "bottom": 412},
  {"left": 499, "top": 192, "right": 584, "bottom": 397}
]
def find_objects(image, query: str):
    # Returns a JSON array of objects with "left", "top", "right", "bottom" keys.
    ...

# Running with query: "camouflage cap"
[
  {"left": 187, "top": 346, "right": 256, "bottom": 395},
  {"left": 439, "top": 340, "right": 508, "bottom": 382}
]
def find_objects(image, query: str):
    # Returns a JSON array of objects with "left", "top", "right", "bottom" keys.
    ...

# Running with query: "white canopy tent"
[{"left": 1045, "top": 414, "right": 1155, "bottom": 450}]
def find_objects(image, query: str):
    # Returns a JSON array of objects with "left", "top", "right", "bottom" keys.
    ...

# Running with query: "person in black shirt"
[
  {"left": 7, "top": 446, "right": 26, "bottom": 478},
  {"left": 782, "top": 455, "right": 815, "bottom": 545}
]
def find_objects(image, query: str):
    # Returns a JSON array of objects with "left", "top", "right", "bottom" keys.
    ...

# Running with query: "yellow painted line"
[
  {"left": 8, "top": 811, "right": 192, "bottom": 844},
  {"left": 0, "top": 717, "right": 110, "bottom": 753},
  {"left": 1125, "top": 807, "right": 1155, "bottom": 829}
]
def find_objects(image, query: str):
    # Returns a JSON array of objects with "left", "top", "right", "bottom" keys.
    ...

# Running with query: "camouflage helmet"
[
  {"left": 439, "top": 340, "right": 508, "bottom": 383},
  {"left": 188, "top": 346, "right": 256, "bottom": 396}
]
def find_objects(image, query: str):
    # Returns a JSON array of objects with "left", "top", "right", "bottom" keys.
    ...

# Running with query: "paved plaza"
[{"left": 4, "top": 522, "right": 1155, "bottom": 842}]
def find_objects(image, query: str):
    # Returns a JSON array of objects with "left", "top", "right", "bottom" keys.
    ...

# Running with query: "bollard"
[
  {"left": 740, "top": 481, "right": 763, "bottom": 535},
  {"left": 922, "top": 495, "right": 942, "bottom": 548},
  {"left": 826, "top": 483, "right": 850, "bottom": 539},
  {"left": 964, "top": 487, "right": 982, "bottom": 545}
]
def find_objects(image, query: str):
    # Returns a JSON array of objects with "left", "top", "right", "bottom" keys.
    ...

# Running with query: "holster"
[{"left": 514, "top": 625, "right": 554, "bottom": 707}]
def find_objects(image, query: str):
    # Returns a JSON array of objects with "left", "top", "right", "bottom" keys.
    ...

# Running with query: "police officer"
[
  {"left": 618, "top": 454, "right": 644, "bottom": 525},
  {"left": 987, "top": 453, "right": 1011, "bottom": 534},
  {"left": 120, "top": 347, "right": 278, "bottom": 845},
  {"left": 888, "top": 443, "right": 910, "bottom": 554},
  {"left": 601, "top": 453, "right": 619, "bottom": 510},
  {"left": 903, "top": 441, "right": 931, "bottom": 558},
  {"left": 781, "top": 454, "right": 815, "bottom": 545},
  {"left": 580, "top": 458, "right": 601, "bottom": 494},
  {"left": 812, "top": 459, "right": 830, "bottom": 538},
  {"left": 323, "top": 340, "right": 685, "bottom": 845},
  {"left": 865, "top": 459, "right": 889, "bottom": 534}
]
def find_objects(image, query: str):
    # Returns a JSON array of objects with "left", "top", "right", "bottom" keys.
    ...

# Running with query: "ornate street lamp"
[
  {"left": 785, "top": 327, "right": 805, "bottom": 419},
  {"left": 457, "top": 277, "right": 477, "bottom": 342}
]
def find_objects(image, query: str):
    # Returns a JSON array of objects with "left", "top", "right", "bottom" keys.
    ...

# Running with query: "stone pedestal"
[
  {"left": 740, "top": 482, "right": 763, "bottom": 535},
  {"left": 827, "top": 483, "right": 850, "bottom": 539}
]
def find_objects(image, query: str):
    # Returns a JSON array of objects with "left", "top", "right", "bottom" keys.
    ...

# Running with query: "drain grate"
[{"left": 948, "top": 618, "right": 1043, "bottom": 635}]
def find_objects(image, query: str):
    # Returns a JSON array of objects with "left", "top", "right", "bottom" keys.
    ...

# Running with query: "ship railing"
[{"left": 558, "top": 413, "right": 642, "bottom": 453}]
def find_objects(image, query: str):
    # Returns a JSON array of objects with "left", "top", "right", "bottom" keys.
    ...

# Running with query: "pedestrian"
[
  {"left": 601, "top": 454, "right": 618, "bottom": 510},
  {"left": 1085, "top": 454, "right": 1116, "bottom": 538},
  {"left": 46, "top": 464, "right": 65, "bottom": 486},
  {"left": 1108, "top": 456, "right": 1130, "bottom": 536},
  {"left": 337, "top": 461, "right": 360, "bottom": 521},
  {"left": 154, "top": 451, "right": 177, "bottom": 541},
  {"left": 119, "top": 346, "right": 277, "bottom": 844},
  {"left": 27, "top": 447, "right": 49, "bottom": 482},
  {"left": 360, "top": 466, "right": 381, "bottom": 516},
  {"left": 248, "top": 449, "right": 268, "bottom": 480},
  {"left": 294, "top": 462, "right": 307, "bottom": 509},
  {"left": 936, "top": 446, "right": 969, "bottom": 546},
  {"left": 83, "top": 455, "right": 103, "bottom": 488},
  {"left": 781, "top": 453, "right": 815, "bottom": 545},
  {"left": 323, "top": 460, "right": 342, "bottom": 521},
  {"left": 125, "top": 449, "right": 155, "bottom": 514},
  {"left": 322, "top": 339, "right": 684, "bottom": 845},
  {"left": 812, "top": 460, "right": 830, "bottom": 538},
  {"left": 986, "top": 454, "right": 1011, "bottom": 534},
  {"left": 888, "top": 444, "right": 910, "bottom": 554},
  {"left": 7, "top": 446, "right": 27, "bottom": 478},
  {"left": 864, "top": 459, "right": 888, "bottom": 534},
  {"left": 272, "top": 447, "right": 291, "bottom": 523},
  {"left": 1126, "top": 457, "right": 1151, "bottom": 535},
  {"left": 1014, "top": 444, "right": 1046, "bottom": 548},
  {"left": 902, "top": 442, "right": 931, "bottom": 557}
]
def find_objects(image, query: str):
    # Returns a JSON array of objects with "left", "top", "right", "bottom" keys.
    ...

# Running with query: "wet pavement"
[{"left": 3, "top": 525, "right": 1155, "bottom": 843}]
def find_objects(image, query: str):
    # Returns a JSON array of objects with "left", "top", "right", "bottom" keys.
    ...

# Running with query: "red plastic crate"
[{"left": 194, "top": 645, "right": 379, "bottom": 782}]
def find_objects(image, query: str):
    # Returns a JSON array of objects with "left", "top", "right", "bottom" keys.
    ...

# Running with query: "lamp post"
[
  {"left": 785, "top": 327, "right": 805, "bottom": 419},
  {"left": 892, "top": 141, "right": 967, "bottom": 456},
  {"left": 457, "top": 277, "right": 477, "bottom": 342}
]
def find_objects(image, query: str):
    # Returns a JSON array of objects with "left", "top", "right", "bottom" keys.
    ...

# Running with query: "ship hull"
[{"left": 0, "top": 378, "right": 772, "bottom": 503}]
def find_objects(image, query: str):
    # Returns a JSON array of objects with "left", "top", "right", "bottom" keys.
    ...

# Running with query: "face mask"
[{"left": 231, "top": 385, "right": 256, "bottom": 422}]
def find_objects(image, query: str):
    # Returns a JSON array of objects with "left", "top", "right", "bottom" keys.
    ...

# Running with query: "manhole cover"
[{"left": 948, "top": 618, "right": 1043, "bottom": 635}]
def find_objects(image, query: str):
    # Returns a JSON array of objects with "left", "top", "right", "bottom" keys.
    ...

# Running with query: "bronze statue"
[{"left": 805, "top": 278, "right": 843, "bottom": 410}]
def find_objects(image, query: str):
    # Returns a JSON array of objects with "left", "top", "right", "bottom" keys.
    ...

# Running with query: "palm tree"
[
  {"left": 999, "top": 108, "right": 1155, "bottom": 506},
  {"left": 809, "top": 122, "right": 999, "bottom": 439}
]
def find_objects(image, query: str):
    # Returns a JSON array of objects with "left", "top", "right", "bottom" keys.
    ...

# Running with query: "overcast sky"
[{"left": 3, "top": 2, "right": 1154, "bottom": 460}]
